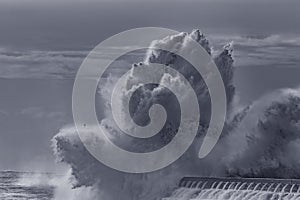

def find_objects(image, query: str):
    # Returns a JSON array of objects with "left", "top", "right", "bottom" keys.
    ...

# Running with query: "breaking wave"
[{"left": 52, "top": 29, "right": 300, "bottom": 199}]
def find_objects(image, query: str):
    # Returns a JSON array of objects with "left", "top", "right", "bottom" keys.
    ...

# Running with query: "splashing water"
[{"left": 52, "top": 29, "right": 300, "bottom": 199}]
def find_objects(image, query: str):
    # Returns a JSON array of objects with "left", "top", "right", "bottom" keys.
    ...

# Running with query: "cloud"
[
  {"left": 0, "top": 49, "right": 85, "bottom": 79},
  {"left": 0, "top": 33, "right": 299, "bottom": 79},
  {"left": 209, "top": 34, "right": 300, "bottom": 68},
  {"left": 20, "top": 106, "right": 65, "bottom": 120},
  {"left": 0, "top": 110, "right": 9, "bottom": 117},
  {"left": 0, "top": 47, "right": 144, "bottom": 79}
]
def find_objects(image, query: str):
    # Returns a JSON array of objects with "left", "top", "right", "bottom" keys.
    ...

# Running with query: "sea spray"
[{"left": 52, "top": 29, "right": 236, "bottom": 200}]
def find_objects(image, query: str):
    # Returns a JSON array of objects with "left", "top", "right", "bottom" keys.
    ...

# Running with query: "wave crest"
[{"left": 51, "top": 29, "right": 300, "bottom": 199}]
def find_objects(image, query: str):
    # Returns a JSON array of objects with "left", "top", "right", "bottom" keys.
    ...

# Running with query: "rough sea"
[{"left": 0, "top": 171, "right": 54, "bottom": 200}]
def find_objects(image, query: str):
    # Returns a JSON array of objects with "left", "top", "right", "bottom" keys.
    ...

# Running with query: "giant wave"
[{"left": 52, "top": 29, "right": 300, "bottom": 200}]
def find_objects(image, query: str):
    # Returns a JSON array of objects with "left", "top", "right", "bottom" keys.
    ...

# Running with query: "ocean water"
[
  {"left": 3, "top": 171, "right": 300, "bottom": 200},
  {"left": 0, "top": 171, "right": 54, "bottom": 200}
]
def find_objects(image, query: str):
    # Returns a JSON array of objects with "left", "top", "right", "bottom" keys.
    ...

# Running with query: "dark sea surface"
[{"left": 0, "top": 171, "right": 54, "bottom": 200}]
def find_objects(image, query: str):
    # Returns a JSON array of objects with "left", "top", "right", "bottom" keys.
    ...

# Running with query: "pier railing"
[{"left": 179, "top": 177, "right": 300, "bottom": 193}]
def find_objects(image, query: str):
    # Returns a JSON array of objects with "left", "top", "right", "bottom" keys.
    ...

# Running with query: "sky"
[{"left": 0, "top": 0, "right": 300, "bottom": 172}]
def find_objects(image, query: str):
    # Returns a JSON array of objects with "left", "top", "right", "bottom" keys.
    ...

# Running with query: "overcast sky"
[
  {"left": 0, "top": 0, "right": 300, "bottom": 172},
  {"left": 0, "top": 0, "right": 300, "bottom": 50}
]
